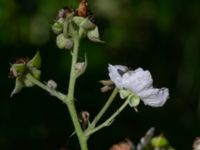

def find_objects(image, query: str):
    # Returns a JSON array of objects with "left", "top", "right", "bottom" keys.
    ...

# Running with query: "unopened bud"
[
  {"left": 78, "top": 111, "right": 90, "bottom": 130},
  {"left": 99, "top": 80, "right": 113, "bottom": 86},
  {"left": 100, "top": 85, "right": 113, "bottom": 93},
  {"left": 47, "top": 80, "right": 57, "bottom": 90},
  {"left": 52, "top": 18, "right": 64, "bottom": 34},
  {"left": 75, "top": 59, "right": 87, "bottom": 78},
  {"left": 75, "top": 62, "right": 85, "bottom": 72},
  {"left": 56, "top": 34, "right": 73, "bottom": 49}
]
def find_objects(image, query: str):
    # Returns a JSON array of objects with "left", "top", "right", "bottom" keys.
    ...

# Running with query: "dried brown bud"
[
  {"left": 100, "top": 86, "right": 113, "bottom": 93},
  {"left": 99, "top": 80, "right": 114, "bottom": 93},
  {"left": 78, "top": 111, "right": 90, "bottom": 130},
  {"left": 99, "top": 80, "right": 113, "bottom": 86}
]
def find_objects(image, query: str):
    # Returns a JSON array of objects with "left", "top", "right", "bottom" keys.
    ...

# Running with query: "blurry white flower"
[{"left": 108, "top": 64, "right": 169, "bottom": 107}]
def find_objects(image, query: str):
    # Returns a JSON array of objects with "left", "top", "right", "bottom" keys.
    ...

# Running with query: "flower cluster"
[
  {"left": 108, "top": 64, "right": 169, "bottom": 108},
  {"left": 52, "top": 0, "right": 102, "bottom": 50}
]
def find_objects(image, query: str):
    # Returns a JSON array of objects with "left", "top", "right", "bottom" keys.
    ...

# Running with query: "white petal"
[
  {"left": 122, "top": 68, "right": 153, "bottom": 93},
  {"left": 138, "top": 88, "right": 169, "bottom": 107},
  {"left": 108, "top": 64, "right": 128, "bottom": 88}
]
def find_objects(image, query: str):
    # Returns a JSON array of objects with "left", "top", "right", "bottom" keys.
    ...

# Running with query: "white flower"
[{"left": 108, "top": 64, "right": 169, "bottom": 107}]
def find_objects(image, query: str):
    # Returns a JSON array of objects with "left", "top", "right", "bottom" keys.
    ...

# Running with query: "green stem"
[
  {"left": 86, "top": 98, "right": 129, "bottom": 136},
  {"left": 66, "top": 37, "right": 88, "bottom": 150},
  {"left": 89, "top": 88, "right": 118, "bottom": 129},
  {"left": 26, "top": 74, "right": 66, "bottom": 103}
]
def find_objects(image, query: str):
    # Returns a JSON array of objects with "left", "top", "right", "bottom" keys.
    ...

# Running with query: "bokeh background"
[{"left": 1, "top": 0, "right": 200, "bottom": 150}]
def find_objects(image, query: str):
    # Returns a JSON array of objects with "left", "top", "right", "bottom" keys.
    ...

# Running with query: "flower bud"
[
  {"left": 52, "top": 18, "right": 63, "bottom": 34},
  {"left": 100, "top": 85, "right": 113, "bottom": 93},
  {"left": 78, "top": 111, "right": 90, "bottom": 130},
  {"left": 127, "top": 94, "right": 140, "bottom": 108},
  {"left": 75, "top": 62, "right": 85, "bottom": 71},
  {"left": 99, "top": 80, "right": 113, "bottom": 86},
  {"left": 56, "top": 34, "right": 73, "bottom": 49},
  {"left": 47, "top": 80, "right": 57, "bottom": 90}
]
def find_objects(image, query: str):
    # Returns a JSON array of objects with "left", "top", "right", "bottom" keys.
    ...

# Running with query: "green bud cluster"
[
  {"left": 10, "top": 51, "right": 41, "bottom": 97},
  {"left": 52, "top": 7, "right": 103, "bottom": 50}
]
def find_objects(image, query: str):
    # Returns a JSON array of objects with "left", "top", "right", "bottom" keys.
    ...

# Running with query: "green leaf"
[
  {"left": 127, "top": 94, "right": 140, "bottom": 107},
  {"left": 28, "top": 51, "right": 41, "bottom": 69},
  {"left": 10, "top": 77, "right": 24, "bottom": 97}
]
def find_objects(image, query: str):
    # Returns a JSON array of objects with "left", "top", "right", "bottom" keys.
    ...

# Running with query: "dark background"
[{"left": 1, "top": 0, "right": 200, "bottom": 149}]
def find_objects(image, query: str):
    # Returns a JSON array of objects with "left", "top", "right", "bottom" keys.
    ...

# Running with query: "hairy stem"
[
  {"left": 88, "top": 88, "right": 118, "bottom": 130},
  {"left": 66, "top": 37, "right": 88, "bottom": 150},
  {"left": 86, "top": 98, "right": 129, "bottom": 136}
]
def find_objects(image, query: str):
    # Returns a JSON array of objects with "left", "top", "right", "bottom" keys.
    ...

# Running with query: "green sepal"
[
  {"left": 27, "top": 51, "right": 41, "bottom": 69},
  {"left": 23, "top": 77, "right": 35, "bottom": 87},
  {"left": 151, "top": 135, "right": 169, "bottom": 148},
  {"left": 127, "top": 94, "right": 140, "bottom": 107},
  {"left": 87, "top": 26, "right": 104, "bottom": 43},
  {"left": 11, "top": 63, "right": 26, "bottom": 77},
  {"left": 73, "top": 16, "right": 95, "bottom": 30},
  {"left": 119, "top": 89, "right": 131, "bottom": 99},
  {"left": 63, "top": 19, "right": 69, "bottom": 38},
  {"left": 30, "top": 69, "right": 41, "bottom": 80},
  {"left": 10, "top": 77, "right": 24, "bottom": 97},
  {"left": 52, "top": 19, "right": 63, "bottom": 34}
]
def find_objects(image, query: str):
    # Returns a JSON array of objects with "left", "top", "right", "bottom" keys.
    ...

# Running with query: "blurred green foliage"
[{"left": 1, "top": 0, "right": 200, "bottom": 150}]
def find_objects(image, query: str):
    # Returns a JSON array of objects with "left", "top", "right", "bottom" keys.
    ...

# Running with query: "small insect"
[
  {"left": 77, "top": 0, "right": 95, "bottom": 22},
  {"left": 77, "top": 0, "right": 88, "bottom": 17}
]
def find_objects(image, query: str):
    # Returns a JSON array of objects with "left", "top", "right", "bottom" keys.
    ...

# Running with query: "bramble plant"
[{"left": 9, "top": 1, "right": 171, "bottom": 150}]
